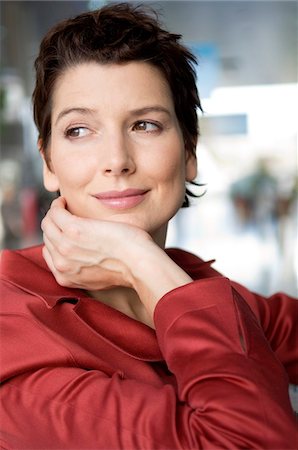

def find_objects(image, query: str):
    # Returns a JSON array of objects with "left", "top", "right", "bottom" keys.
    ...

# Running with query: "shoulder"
[
  {"left": 0, "top": 246, "right": 78, "bottom": 383},
  {"left": 0, "top": 244, "right": 82, "bottom": 310},
  {"left": 0, "top": 244, "right": 50, "bottom": 310},
  {"left": 0, "top": 244, "right": 48, "bottom": 285},
  {"left": 1, "top": 244, "right": 45, "bottom": 271},
  {"left": 1, "top": 244, "right": 60, "bottom": 313}
]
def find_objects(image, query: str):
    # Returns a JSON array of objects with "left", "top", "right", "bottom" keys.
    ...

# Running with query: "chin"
[{"left": 104, "top": 213, "right": 149, "bottom": 229}]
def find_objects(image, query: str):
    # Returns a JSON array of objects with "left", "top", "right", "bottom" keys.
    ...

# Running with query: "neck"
[
  {"left": 86, "top": 224, "right": 168, "bottom": 328},
  {"left": 152, "top": 223, "right": 168, "bottom": 249},
  {"left": 87, "top": 286, "right": 155, "bottom": 328}
]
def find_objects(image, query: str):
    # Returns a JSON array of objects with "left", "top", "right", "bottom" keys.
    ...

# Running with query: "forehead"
[{"left": 51, "top": 61, "right": 174, "bottom": 115}]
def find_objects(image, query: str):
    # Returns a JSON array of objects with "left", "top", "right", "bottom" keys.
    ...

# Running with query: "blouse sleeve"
[
  {"left": 231, "top": 281, "right": 298, "bottom": 385},
  {"left": 1, "top": 277, "right": 297, "bottom": 449}
]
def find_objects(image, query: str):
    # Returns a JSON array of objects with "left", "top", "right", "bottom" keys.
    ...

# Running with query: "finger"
[
  {"left": 42, "top": 245, "right": 76, "bottom": 287},
  {"left": 43, "top": 215, "right": 89, "bottom": 265},
  {"left": 50, "top": 206, "right": 82, "bottom": 239},
  {"left": 51, "top": 196, "right": 67, "bottom": 209},
  {"left": 43, "top": 234, "right": 65, "bottom": 271},
  {"left": 43, "top": 233, "right": 59, "bottom": 259},
  {"left": 43, "top": 235, "right": 77, "bottom": 274},
  {"left": 49, "top": 198, "right": 104, "bottom": 240},
  {"left": 42, "top": 211, "right": 78, "bottom": 261},
  {"left": 43, "top": 231, "right": 79, "bottom": 265},
  {"left": 43, "top": 199, "right": 80, "bottom": 241},
  {"left": 41, "top": 212, "right": 64, "bottom": 247},
  {"left": 42, "top": 245, "right": 57, "bottom": 275},
  {"left": 42, "top": 205, "right": 82, "bottom": 253},
  {"left": 41, "top": 198, "right": 65, "bottom": 231}
]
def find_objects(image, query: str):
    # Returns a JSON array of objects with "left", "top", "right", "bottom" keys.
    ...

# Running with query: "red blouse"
[{"left": 0, "top": 245, "right": 297, "bottom": 449}]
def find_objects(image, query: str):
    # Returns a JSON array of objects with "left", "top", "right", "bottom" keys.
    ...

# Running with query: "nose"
[{"left": 102, "top": 131, "right": 136, "bottom": 176}]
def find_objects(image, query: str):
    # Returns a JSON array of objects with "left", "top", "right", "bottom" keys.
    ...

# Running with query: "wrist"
[{"left": 129, "top": 241, "right": 193, "bottom": 316}]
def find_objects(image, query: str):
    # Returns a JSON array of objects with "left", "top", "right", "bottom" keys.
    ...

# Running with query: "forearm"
[
  {"left": 154, "top": 278, "right": 297, "bottom": 449},
  {"left": 231, "top": 281, "right": 298, "bottom": 385},
  {"left": 2, "top": 276, "right": 296, "bottom": 449}
]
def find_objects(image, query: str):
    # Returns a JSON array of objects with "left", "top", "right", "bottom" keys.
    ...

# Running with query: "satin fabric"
[{"left": 0, "top": 245, "right": 297, "bottom": 449}]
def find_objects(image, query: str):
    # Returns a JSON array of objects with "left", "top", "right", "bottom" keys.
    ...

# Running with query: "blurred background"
[{"left": 0, "top": 0, "right": 297, "bottom": 297}]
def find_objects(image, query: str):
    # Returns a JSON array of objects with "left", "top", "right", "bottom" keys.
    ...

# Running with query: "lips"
[
  {"left": 93, "top": 189, "right": 149, "bottom": 209},
  {"left": 94, "top": 189, "right": 148, "bottom": 199}
]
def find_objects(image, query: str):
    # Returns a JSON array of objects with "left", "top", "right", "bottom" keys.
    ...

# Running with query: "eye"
[
  {"left": 132, "top": 121, "right": 161, "bottom": 133},
  {"left": 65, "top": 127, "right": 91, "bottom": 139}
]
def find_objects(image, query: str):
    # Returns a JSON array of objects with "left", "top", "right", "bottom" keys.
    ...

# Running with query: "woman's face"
[{"left": 43, "top": 61, "right": 197, "bottom": 244}]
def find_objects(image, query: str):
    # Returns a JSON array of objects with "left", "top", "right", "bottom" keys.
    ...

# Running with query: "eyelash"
[
  {"left": 132, "top": 120, "right": 162, "bottom": 133},
  {"left": 64, "top": 120, "right": 163, "bottom": 140},
  {"left": 64, "top": 126, "right": 89, "bottom": 139}
]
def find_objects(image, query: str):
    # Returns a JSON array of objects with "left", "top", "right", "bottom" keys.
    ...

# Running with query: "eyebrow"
[
  {"left": 128, "top": 106, "right": 172, "bottom": 117},
  {"left": 54, "top": 107, "right": 96, "bottom": 126},
  {"left": 54, "top": 105, "right": 172, "bottom": 126}
]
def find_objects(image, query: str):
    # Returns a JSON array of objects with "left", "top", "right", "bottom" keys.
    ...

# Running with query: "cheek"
[
  {"left": 153, "top": 147, "right": 185, "bottom": 185},
  {"left": 52, "top": 154, "right": 96, "bottom": 190},
  {"left": 146, "top": 132, "right": 185, "bottom": 181}
]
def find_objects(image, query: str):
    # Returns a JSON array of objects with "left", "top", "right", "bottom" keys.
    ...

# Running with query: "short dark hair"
[{"left": 32, "top": 2, "right": 203, "bottom": 205}]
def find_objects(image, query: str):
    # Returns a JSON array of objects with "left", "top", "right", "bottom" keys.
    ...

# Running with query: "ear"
[
  {"left": 185, "top": 152, "right": 197, "bottom": 182},
  {"left": 42, "top": 160, "right": 60, "bottom": 192},
  {"left": 39, "top": 141, "right": 60, "bottom": 192}
]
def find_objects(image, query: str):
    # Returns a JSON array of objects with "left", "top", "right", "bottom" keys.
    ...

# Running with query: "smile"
[{"left": 93, "top": 189, "right": 149, "bottom": 210}]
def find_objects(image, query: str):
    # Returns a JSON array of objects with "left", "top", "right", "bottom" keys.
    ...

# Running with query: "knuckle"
[
  {"left": 54, "top": 257, "right": 69, "bottom": 273},
  {"left": 65, "top": 220, "right": 81, "bottom": 239},
  {"left": 55, "top": 274, "right": 68, "bottom": 287},
  {"left": 58, "top": 241, "right": 72, "bottom": 257},
  {"left": 40, "top": 217, "right": 48, "bottom": 232}
]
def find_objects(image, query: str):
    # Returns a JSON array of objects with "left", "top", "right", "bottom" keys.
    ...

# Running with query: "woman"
[{"left": 0, "top": 3, "right": 297, "bottom": 449}]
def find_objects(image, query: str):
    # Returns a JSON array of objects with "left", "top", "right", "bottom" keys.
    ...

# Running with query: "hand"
[
  {"left": 41, "top": 197, "right": 151, "bottom": 291},
  {"left": 42, "top": 197, "right": 193, "bottom": 317}
]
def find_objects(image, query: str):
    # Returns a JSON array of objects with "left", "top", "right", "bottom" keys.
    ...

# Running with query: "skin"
[{"left": 41, "top": 61, "right": 197, "bottom": 327}]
